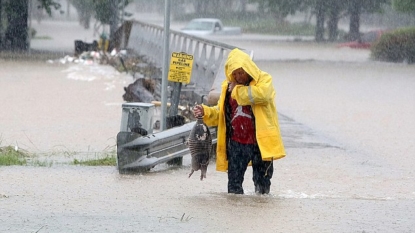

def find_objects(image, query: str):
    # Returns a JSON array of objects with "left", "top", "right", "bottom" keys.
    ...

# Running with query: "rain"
[{"left": 1, "top": 0, "right": 415, "bottom": 232}]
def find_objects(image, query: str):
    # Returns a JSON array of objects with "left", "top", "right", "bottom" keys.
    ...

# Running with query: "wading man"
[{"left": 193, "top": 48, "right": 285, "bottom": 194}]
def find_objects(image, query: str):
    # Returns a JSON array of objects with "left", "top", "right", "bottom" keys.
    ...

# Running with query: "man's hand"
[
  {"left": 193, "top": 105, "right": 204, "bottom": 118},
  {"left": 228, "top": 82, "right": 237, "bottom": 93}
]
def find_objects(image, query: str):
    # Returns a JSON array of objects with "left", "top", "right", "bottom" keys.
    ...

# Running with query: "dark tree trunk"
[
  {"left": 109, "top": 0, "right": 118, "bottom": 50},
  {"left": 194, "top": 0, "right": 209, "bottom": 14},
  {"left": 79, "top": 10, "right": 91, "bottom": 29},
  {"left": 348, "top": 0, "right": 361, "bottom": 41},
  {"left": 211, "top": 0, "right": 220, "bottom": 14},
  {"left": 5, "top": 0, "right": 29, "bottom": 51},
  {"left": 240, "top": 0, "right": 247, "bottom": 14},
  {"left": 193, "top": 1, "right": 201, "bottom": 14},
  {"left": 315, "top": 1, "right": 325, "bottom": 42},
  {"left": 327, "top": 1, "right": 340, "bottom": 42},
  {"left": 0, "top": 0, "right": 3, "bottom": 48}
]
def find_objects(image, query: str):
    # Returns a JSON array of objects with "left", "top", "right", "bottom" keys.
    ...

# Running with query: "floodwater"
[{"left": 2, "top": 19, "right": 415, "bottom": 233}]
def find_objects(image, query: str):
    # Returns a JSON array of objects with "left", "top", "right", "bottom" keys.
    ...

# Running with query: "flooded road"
[
  {"left": 2, "top": 19, "right": 415, "bottom": 232},
  {"left": 1, "top": 158, "right": 414, "bottom": 233}
]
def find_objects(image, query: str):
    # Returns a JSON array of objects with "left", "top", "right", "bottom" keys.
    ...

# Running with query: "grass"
[
  {"left": 0, "top": 144, "right": 117, "bottom": 167},
  {"left": 0, "top": 146, "right": 28, "bottom": 166},
  {"left": 73, "top": 155, "right": 117, "bottom": 166},
  {"left": 72, "top": 146, "right": 117, "bottom": 166},
  {"left": 0, "top": 145, "right": 55, "bottom": 167}
]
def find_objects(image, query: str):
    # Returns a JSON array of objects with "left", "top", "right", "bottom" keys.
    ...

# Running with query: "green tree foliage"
[
  {"left": 92, "top": 0, "right": 131, "bottom": 49},
  {"left": 393, "top": 0, "right": 415, "bottom": 13},
  {"left": 250, "top": 0, "right": 303, "bottom": 23},
  {"left": 68, "top": 0, "right": 131, "bottom": 31},
  {"left": 37, "top": 0, "right": 61, "bottom": 15},
  {"left": 94, "top": 0, "right": 132, "bottom": 24},
  {"left": 68, "top": 0, "right": 94, "bottom": 29},
  {"left": 94, "top": 0, "right": 113, "bottom": 24}
]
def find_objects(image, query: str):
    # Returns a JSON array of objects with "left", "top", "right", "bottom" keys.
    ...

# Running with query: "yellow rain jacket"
[{"left": 202, "top": 48, "right": 286, "bottom": 172}]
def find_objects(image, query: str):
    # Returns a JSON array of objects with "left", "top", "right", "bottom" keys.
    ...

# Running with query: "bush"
[{"left": 371, "top": 27, "right": 415, "bottom": 64}]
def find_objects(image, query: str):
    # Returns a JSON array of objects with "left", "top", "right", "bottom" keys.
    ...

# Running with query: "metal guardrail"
[
  {"left": 125, "top": 20, "right": 247, "bottom": 96},
  {"left": 117, "top": 122, "right": 217, "bottom": 173}
]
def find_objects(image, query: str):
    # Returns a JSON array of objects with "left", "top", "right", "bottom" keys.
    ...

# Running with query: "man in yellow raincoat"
[{"left": 193, "top": 48, "right": 285, "bottom": 194}]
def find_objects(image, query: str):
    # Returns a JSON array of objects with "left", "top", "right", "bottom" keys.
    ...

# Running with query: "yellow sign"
[{"left": 168, "top": 52, "right": 194, "bottom": 83}]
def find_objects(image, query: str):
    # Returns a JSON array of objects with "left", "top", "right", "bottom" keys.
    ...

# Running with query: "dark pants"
[{"left": 227, "top": 140, "right": 274, "bottom": 194}]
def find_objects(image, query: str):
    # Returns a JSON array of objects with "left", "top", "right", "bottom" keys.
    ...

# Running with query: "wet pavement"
[{"left": 1, "top": 17, "right": 415, "bottom": 233}]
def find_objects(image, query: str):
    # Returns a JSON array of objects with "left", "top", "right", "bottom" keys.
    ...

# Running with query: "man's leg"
[
  {"left": 227, "top": 140, "right": 250, "bottom": 194},
  {"left": 251, "top": 145, "right": 274, "bottom": 194}
]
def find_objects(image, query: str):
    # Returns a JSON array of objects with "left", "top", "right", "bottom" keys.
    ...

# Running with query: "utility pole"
[{"left": 160, "top": 0, "right": 171, "bottom": 131}]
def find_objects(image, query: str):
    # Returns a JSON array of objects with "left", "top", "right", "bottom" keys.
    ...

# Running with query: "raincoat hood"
[{"left": 225, "top": 48, "right": 259, "bottom": 83}]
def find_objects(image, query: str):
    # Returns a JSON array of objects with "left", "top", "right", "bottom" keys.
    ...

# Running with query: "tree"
[
  {"left": 347, "top": 0, "right": 388, "bottom": 41},
  {"left": 2, "top": 0, "right": 29, "bottom": 51},
  {"left": 327, "top": 0, "right": 348, "bottom": 41},
  {"left": 393, "top": 0, "right": 415, "bottom": 13},
  {"left": 314, "top": 0, "right": 327, "bottom": 42},
  {"left": 0, "top": 1, "right": 5, "bottom": 48},
  {"left": 190, "top": 0, "right": 232, "bottom": 16},
  {"left": 310, "top": 0, "right": 388, "bottom": 42},
  {"left": 68, "top": 0, "right": 94, "bottom": 29},
  {"left": 37, "top": 0, "right": 61, "bottom": 15},
  {"left": 251, "top": 0, "right": 303, "bottom": 23},
  {"left": 302, "top": 0, "right": 338, "bottom": 42},
  {"left": 0, "top": 0, "right": 60, "bottom": 51},
  {"left": 92, "top": 0, "right": 132, "bottom": 50},
  {"left": 347, "top": 0, "right": 361, "bottom": 41}
]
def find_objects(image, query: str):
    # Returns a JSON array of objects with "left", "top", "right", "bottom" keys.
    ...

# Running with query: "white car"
[{"left": 181, "top": 18, "right": 242, "bottom": 36}]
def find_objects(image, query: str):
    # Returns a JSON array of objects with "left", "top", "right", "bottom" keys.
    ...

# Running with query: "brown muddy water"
[{"left": 1, "top": 40, "right": 415, "bottom": 232}]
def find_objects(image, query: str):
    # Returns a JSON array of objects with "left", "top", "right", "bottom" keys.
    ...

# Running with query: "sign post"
[{"left": 168, "top": 52, "right": 194, "bottom": 116}]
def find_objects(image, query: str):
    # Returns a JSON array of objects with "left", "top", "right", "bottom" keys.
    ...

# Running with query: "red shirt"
[{"left": 228, "top": 97, "right": 256, "bottom": 144}]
